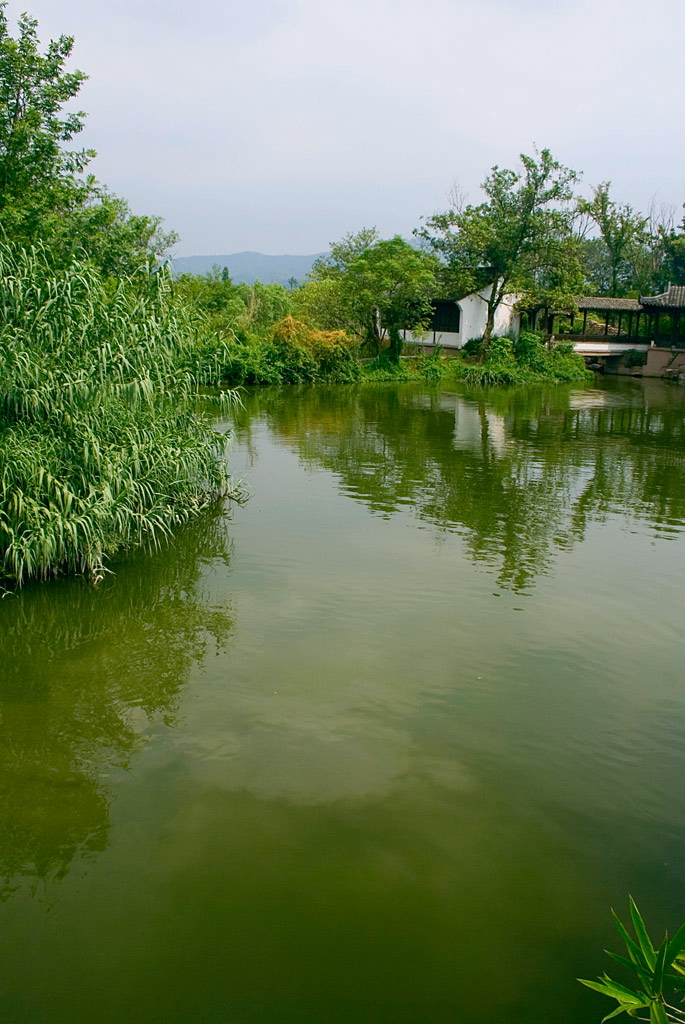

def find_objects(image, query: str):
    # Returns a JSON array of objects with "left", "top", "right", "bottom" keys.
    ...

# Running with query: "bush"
[
  {"left": 450, "top": 330, "right": 592, "bottom": 387},
  {"left": 211, "top": 316, "right": 362, "bottom": 386},
  {"left": 623, "top": 347, "right": 648, "bottom": 367},
  {"left": 462, "top": 336, "right": 484, "bottom": 359}
]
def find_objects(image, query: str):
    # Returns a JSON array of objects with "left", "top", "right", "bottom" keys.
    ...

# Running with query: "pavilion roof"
[
  {"left": 575, "top": 296, "right": 642, "bottom": 311},
  {"left": 639, "top": 284, "right": 685, "bottom": 309}
]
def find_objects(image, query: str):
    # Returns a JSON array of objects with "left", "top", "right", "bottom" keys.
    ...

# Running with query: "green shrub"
[
  {"left": 624, "top": 348, "right": 648, "bottom": 367},
  {"left": 453, "top": 361, "right": 524, "bottom": 386},
  {"left": 462, "top": 336, "right": 484, "bottom": 359},
  {"left": 450, "top": 330, "right": 591, "bottom": 386}
]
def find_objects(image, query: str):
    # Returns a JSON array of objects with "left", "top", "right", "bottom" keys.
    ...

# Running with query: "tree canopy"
[
  {"left": 0, "top": 3, "right": 176, "bottom": 274},
  {"left": 312, "top": 230, "right": 437, "bottom": 360},
  {"left": 419, "top": 149, "right": 583, "bottom": 345}
]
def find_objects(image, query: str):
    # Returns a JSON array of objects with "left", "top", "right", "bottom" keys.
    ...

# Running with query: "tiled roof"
[
  {"left": 575, "top": 296, "right": 642, "bottom": 311},
  {"left": 639, "top": 285, "right": 685, "bottom": 309}
]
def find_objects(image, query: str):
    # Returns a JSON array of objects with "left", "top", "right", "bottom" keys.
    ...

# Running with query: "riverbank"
[{"left": 204, "top": 319, "right": 593, "bottom": 388}]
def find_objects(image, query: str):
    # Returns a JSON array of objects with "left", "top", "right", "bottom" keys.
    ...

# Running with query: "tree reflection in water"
[
  {"left": 241, "top": 381, "right": 685, "bottom": 591},
  {"left": 0, "top": 510, "right": 234, "bottom": 899}
]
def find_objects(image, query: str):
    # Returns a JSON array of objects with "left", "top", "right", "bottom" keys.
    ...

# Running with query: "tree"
[
  {"left": 0, "top": 4, "right": 92, "bottom": 240},
  {"left": 44, "top": 188, "right": 179, "bottom": 277},
  {"left": 312, "top": 230, "right": 437, "bottom": 361},
  {"left": 419, "top": 149, "right": 582, "bottom": 348},
  {"left": 658, "top": 204, "right": 685, "bottom": 289},
  {"left": 310, "top": 226, "right": 380, "bottom": 279},
  {"left": 0, "top": 5, "right": 177, "bottom": 275},
  {"left": 577, "top": 182, "right": 647, "bottom": 296}
]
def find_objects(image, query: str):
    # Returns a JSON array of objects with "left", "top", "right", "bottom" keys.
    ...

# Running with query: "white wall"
[{"left": 402, "top": 283, "right": 520, "bottom": 350}]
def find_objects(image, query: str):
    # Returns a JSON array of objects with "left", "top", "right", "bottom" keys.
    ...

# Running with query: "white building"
[{"left": 403, "top": 283, "right": 521, "bottom": 350}]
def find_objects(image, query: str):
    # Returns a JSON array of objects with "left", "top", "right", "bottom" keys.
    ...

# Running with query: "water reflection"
[
  {"left": 239, "top": 381, "right": 685, "bottom": 589},
  {"left": 0, "top": 510, "right": 234, "bottom": 899}
]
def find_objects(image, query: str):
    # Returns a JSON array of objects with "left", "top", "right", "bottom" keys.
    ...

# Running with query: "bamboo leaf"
[
  {"left": 630, "top": 899, "right": 657, "bottom": 970},
  {"left": 666, "top": 924, "right": 685, "bottom": 969}
]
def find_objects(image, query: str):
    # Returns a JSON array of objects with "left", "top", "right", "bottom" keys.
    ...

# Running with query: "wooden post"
[
  {"left": 604, "top": 311, "right": 610, "bottom": 336},
  {"left": 628, "top": 311, "right": 633, "bottom": 338},
  {"left": 617, "top": 311, "right": 622, "bottom": 336},
  {"left": 582, "top": 309, "right": 587, "bottom": 336}
]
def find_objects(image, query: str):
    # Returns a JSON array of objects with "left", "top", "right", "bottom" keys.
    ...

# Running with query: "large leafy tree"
[
  {"left": 577, "top": 182, "right": 648, "bottom": 296},
  {"left": 312, "top": 230, "right": 437, "bottom": 361},
  {"left": 0, "top": 4, "right": 92, "bottom": 239},
  {"left": 0, "top": 4, "right": 177, "bottom": 274},
  {"left": 419, "top": 149, "right": 582, "bottom": 347},
  {"left": 656, "top": 204, "right": 685, "bottom": 290}
]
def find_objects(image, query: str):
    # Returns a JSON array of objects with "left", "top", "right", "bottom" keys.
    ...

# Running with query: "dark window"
[{"left": 430, "top": 300, "right": 460, "bottom": 333}]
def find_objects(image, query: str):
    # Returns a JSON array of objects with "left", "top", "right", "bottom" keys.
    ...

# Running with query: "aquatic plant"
[
  {"left": 0, "top": 243, "right": 238, "bottom": 584},
  {"left": 580, "top": 898, "right": 685, "bottom": 1023}
]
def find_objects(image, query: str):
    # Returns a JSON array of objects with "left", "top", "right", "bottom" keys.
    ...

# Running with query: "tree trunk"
[
  {"left": 479, "top": 303, "right": 496, "bottom": 361},
  {"left": 387, "top": 324, "right": 403, "bottom": 363}
]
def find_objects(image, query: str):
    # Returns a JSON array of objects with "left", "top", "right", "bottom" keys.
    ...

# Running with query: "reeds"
[{"left": 0, "top": 243, "right": 238, "bottom": 584}]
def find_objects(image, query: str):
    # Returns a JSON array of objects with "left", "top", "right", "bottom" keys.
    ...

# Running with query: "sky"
[{"left": 7, "top": 0, "right": 685, "bottom": 256}]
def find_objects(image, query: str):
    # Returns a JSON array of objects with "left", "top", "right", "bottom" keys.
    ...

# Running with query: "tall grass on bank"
[{"left": 0, "top": 244, "right": 237, "bottom": 585}]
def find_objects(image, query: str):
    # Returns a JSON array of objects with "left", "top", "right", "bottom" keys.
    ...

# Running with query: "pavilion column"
[
  {"left": 627, "top": 311, "right": 633, "bottom": 339},
  {"left": 582, "top": 310, "right": 587, "bottom": 336}
]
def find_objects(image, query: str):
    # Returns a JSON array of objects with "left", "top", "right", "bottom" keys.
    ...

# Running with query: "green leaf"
[
  {"left": 607, "top": 951, "right": 640, "bottom": 973},
  {"left": 649, "top": 1001, "right": 668, "bottom": 1024},
  {"left": 653, "top": 938, "right": 668, "bottom": 994},
  {"left": 614, "top": 910, "right": 651, "bottom": 973},
  {"left": 666, "top": 921, "right": 685, "bottom": 968},
  {"left": 579, "top": 977, "right": 649, "bottom": 1005},
  {"left": 606, "top": 950, "right": 652, "bottom": 993},
  {"left": 630, "top": 898, "right": 657, "bottom": 970},
  {"left": 601, "top": 1006, "right": 632, "bottom": 1022}
]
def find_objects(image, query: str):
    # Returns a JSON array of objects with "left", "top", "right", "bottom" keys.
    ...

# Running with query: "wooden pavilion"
[{"left": 554, "top": 285, "right": 685, "bottom": 347}]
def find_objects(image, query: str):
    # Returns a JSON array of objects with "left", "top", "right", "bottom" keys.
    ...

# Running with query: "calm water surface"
[{"left": 1, "top": 379, "right": 685, "bottom": 1023}]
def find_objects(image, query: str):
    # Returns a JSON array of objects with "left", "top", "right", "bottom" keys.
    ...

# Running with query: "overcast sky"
[{"left": 7, "top": 0, "right": 684, "bottom": 255}]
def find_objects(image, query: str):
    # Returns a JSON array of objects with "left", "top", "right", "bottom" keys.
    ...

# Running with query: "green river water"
[{"left": 1, "top": 379, "right": 685, "bottom": 1023}]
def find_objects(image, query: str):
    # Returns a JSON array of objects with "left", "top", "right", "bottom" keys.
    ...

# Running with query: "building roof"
[
  {"left": 639, "top": 284, "right": 685, "bottom": 309},
  {"left": 575, "top": 296, "right": 642, "bottom": 311}
]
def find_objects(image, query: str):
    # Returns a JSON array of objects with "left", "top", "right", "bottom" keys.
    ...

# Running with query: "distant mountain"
[{"left": 171, "top": 250, "right": 326, "bottom": 286}]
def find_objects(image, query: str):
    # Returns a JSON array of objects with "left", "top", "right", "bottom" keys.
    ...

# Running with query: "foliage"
[
  {"left": 46, "top": 188, "right": 180, "bottom": 278},
  {"left": 661, "top": 208, "right": 685, "bottom": 288},
  {"left": 290, "top": 277, "right": 348, "bottom": 331},
  {"left": 174, "top": 269, "right": 291, "bottom": 339},
  {"left": 207, "top": 316, "right": 362, "bottom": 386},
  {"left": 419, "top": 149, "right": 583, "bottom": 347},
  {"left": 311, "top": 230, "right": 438, "bottom": 361},
  {"left": 623, "top": 348, "right": 648, "bottom": 368},
  {"left": 579, "top": 898, "right": 685, "bottom": 1023},
  {"left": 453, "top": 331, "right": 591, "bottom": 386},
  {"left": 577, "top": 190, "right": 685, "bottom": 297},
  {"left": 0, "top": 243, "right": 238, "bottom": 585},
  {"left": 578, "top": 184, "right": 648, "bottom": 297},
  {"left": 0, "top": 6, "right": 176, "bottom": 275},
  {"left": 0, "top": 3, "right": 92, "bottom": 242},
  {"left": 362, "top": 349, "right": 447, "bottom": 383}
]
